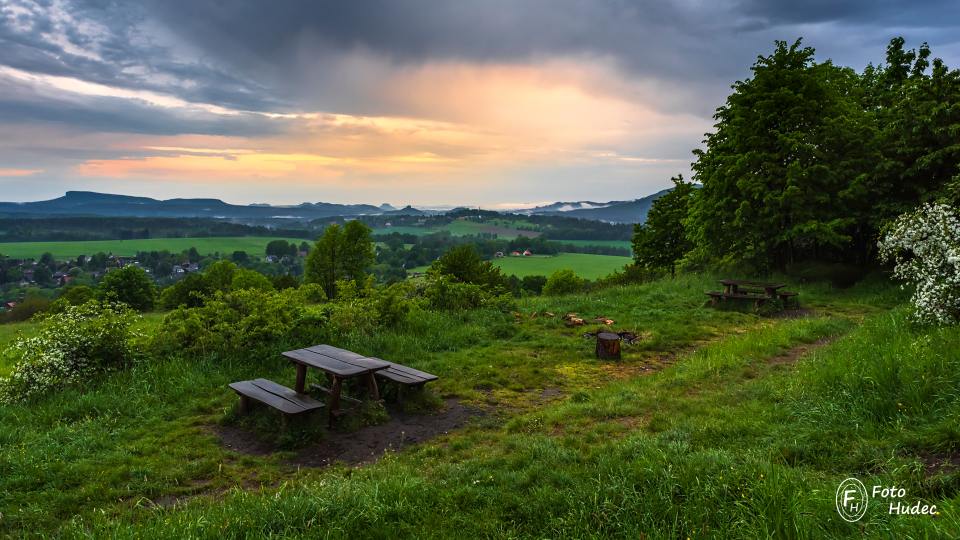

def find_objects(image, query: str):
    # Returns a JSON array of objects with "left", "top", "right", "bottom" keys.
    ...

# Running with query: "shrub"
[
  {"left": 98, "top": 266, "right": 156, "bottom": 311},
  {"left": 542, "top": 269, "right": 586, "bottom": 296},
  {"left": 159, "top": 273, "right": 211, "bottom": 309},
  {"left": 878, "top": 202, "right": 960, "bottom": 324},
  {"left": 231, "top": 269, "right": 275, "bottom": 292},
  {"left": 154, "top": 285, "right": 331, "bottom": 357},
  {"left": 0, "top": 293, "right": 51, "bottom": 323},
  {"left": 0, "top": 301, "right": 139, "bottom": 403}
]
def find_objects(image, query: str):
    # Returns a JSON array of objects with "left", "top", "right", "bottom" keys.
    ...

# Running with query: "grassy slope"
[
  {"left": 0, "top": 237, "right": 310, "bottom": 259},
  {"left": 4, "top": 275, "right": 959, "bottom": 537}
]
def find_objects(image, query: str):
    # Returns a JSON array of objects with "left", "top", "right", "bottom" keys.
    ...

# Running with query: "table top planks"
[{"left": 282, "top": 344, "right": 391, "bottom": 377}]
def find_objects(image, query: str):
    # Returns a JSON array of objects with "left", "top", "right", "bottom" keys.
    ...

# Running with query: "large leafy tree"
[
  {"left": 304, "top": 221, "right": 375, "bottom": 299},
  {"left": 97, "top": 265, "right": 156, "bottom": 311},
  {"left": 632, "top": 175, "right": 696, "bottom": 276},
  {"left": 687, "top": 39, "right": 872, "bottom": 270},
  {"left": 428, "top": 244, "right": 507, "bottom": 290}
]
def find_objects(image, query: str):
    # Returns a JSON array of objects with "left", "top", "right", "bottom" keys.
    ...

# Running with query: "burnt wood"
[{"left": 229, "top": 378, "right": 325, "bottom": 416}]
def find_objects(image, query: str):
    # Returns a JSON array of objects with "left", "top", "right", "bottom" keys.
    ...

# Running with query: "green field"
[
  {"left": 410, "top": 252, "right": 632, "bottom": 279},
  {"left": 493, "top": 253, "right": 632, "bottom": 279},
  {"left": 0, "top": 236, "right": 311, "bottom": 259},
  {"left": 549, "top": 239, "right": 632, "bottom": 251},
  {"left": 374, "top": 220, "right": 539, "bottom": 240}
]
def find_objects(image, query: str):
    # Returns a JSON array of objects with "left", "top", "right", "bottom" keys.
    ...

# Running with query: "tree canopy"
[{"left": 304, "top": 221, "right": 375, "bottom": 299}]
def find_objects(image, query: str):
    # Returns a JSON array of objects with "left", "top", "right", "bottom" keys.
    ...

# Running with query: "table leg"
[
  {"left": 365, "top": 372, "right": 380, "bottom": 401},
  {"left": 328, "top": 376, "right": 342, "bottom": 427},
  {"left": 295, "top": 363, "right": 307, "bottom": 393}
]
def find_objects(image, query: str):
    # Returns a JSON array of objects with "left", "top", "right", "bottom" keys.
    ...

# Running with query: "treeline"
[
  {"left": 0, "top": 217, "right": 316, "bottom": 242},
  {"left": 634, "top": 37, "right": 960, "bottom": 275}
]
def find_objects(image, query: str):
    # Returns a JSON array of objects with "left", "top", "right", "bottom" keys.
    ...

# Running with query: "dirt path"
[{"left": 216, "top": 399, "right": 481, "bottom": 468}]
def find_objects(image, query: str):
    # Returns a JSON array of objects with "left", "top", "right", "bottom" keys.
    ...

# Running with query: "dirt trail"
[{"left": 216, "top": 399, "right": 481, "bottom": 468}]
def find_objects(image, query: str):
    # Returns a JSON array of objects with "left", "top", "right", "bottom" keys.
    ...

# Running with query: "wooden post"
[
  {"left": 596, "top": 332, "right": 622, "bottom": 360},
  {"left": 365, "top": 372, "right": 380, "bottom": 401},
  {"left": 295, "top": 363, "right": 307, "bottom": 393},
  {"left": 328, "top": 376, "right": 342, "bottom": 427},
  {"left": 238, "top": 395, "right": 250, "bottom": 416}
]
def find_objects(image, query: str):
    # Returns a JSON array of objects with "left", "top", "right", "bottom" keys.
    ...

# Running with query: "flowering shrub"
[
  {"left": 878, "top": 202, "right": 960, "bottom": 325},
  {"left": 0, "top": 301, "right": 140, "bottom": 403}
]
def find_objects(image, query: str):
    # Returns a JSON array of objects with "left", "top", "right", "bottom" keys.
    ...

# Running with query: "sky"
[{"left": 0, "top": 1, "right": 958, "bottom": 207}]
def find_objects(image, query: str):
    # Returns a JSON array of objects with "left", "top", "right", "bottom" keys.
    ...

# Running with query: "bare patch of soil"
[
  {"left": 214, "top": 399, "right": 481, "bottom": 468},
  {"left": 917, "top": 450, "right": 960, "bottom": 476}
]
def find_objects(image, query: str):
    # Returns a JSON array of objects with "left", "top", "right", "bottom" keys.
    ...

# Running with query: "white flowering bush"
[
  {"left": 0, "top": 301, "right": 140, "bottom": 404},
  {"left": 878, "top": 202, "right": 960, "bottom": 325}
]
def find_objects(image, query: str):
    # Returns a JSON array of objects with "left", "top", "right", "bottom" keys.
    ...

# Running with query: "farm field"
[
  {"left": 493, "top": 252, "right": 632, "bottom": 279},
  {"left": 409, "top": 252, "right": 632, "bottom": 280},
  {"left": 0, "top": 237, "right": 310, "bottom": 259},
  {"left": 374, "top": 220, "right": 540, "bottom": 240}
]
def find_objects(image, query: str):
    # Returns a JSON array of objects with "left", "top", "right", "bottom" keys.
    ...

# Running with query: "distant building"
[
  {"left": 510, "top": 251, "right": 521, "bottom": 257},
  {"left": 494, "top": 251, "right": 504, "bottom": 258},
  {"left": 523, "top": 249, "right": 532, "bottom": 256}
]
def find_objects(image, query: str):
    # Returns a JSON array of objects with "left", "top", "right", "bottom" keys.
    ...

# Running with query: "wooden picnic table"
[
  {"left": 282, "top": 345, "right": 390, "bottom": 425},
  {"left": 719, "top": 279, "right": 785, "bottom": 298}
]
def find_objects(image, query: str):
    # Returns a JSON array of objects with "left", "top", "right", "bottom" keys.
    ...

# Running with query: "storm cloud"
[{"left": 0, "top": 0, "right": 957, "bottom": 205}]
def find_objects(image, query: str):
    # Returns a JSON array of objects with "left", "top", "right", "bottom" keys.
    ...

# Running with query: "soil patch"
[
  {"left": 215, "top": 399, "right": 480, "bottom": 468},
  {"left": 293, "top": 399, "right": 480, "bottom": 467},
  {"left": 916, "top": 450, "right": 960, "bottom": 476}
]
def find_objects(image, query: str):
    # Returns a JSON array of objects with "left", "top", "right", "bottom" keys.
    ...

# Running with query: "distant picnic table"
[{"left": 707, "top": 279, "right": 798, "bottom": 308}]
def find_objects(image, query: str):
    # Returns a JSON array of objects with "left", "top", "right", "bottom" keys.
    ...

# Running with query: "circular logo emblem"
[{"left": 836, "top": 478, "right": 869, "bottom": 522}]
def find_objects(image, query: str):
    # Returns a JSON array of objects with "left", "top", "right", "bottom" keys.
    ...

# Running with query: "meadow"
[
  {"left": 493, "top": 252, "right": 632, "bottom": 279},
  {"left": 0, "top": 237, "right": 310, "bottom": 259},
  {"left": 409, "top": 252, "right": 633, "bottom": 280},
  {"left": 374, "top": 219, "right": 539, "bottom": 240},
  {"left": 3, "top": 273, "right": 958, "bottom": 537}
]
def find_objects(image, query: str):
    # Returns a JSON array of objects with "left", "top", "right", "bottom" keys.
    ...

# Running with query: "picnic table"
[
  {"left": 720, "top": 279, "right": 785, "bottom": 297},
  {"left": 282, "top": 344, "right": 390, "bottom": 425},
  {"left": 708, "top": 279, "right": 798, "bottom": 308}
]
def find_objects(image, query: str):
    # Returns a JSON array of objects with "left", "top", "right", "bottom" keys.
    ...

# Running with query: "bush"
[
  {"left": 231, "top": 269, "right": 275, "bottom": 292},
  {"left": 160, "top": 273, "right": 211, "bottom": 309},
  {"left": 0, "top": 294, "right": 51, "bottom": 323},
  {"left": 0, "top": 301, "right": 139, "bottom": 403},
  {"left": 879, "top": 202, "right": 960, "bottom": 324},
  {"left": 542, "top": 269, "right": 586, "bottom": 296},
  {"left": 98, "top": 266, "right": 156, "bottom": 311}
]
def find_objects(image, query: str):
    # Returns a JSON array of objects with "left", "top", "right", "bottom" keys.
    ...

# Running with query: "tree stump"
[{"left": 595, "top": 332, "right": 622, "bottom": 360}]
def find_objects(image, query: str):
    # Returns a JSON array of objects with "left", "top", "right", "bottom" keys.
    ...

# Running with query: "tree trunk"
[{"left": 596, "top": 332, "right": 622, "bottom": 360}]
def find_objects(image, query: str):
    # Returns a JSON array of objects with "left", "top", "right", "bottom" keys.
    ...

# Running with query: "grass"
[
  {"left": 409, "top": 252, "right": 632, "bottom": 280},
  {"left": 494, "top": 252, "right": 632, "bottom": 279},
  {"left": 4, "top": 273, "right": 960, "bottom": 537},
  {"left": 0, "top": 236, "right": 311, "bottom": 259},
  {"left": 374, "top": 220, "right": 539, "bottom": 240}
]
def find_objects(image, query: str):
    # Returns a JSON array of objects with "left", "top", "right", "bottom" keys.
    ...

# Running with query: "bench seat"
[
  {"left": 372, "top": 360, "right": 439, "bottom": 387},
  {"left": 229, "top": 378, "right": 325, "bottom": 415}
]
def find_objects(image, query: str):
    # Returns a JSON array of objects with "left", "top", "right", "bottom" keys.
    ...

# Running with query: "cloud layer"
[{"left": 0, "top": 0, "right": 957, "bottom": 205}]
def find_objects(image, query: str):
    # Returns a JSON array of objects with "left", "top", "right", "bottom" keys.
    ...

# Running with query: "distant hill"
[
  {"left": 0, "top": 188, "right": 680, "bottom": 223},
  {"left": 520, "top": 188, "right": 675, "bottom": 224},
  {"left": 0, "top": 191, "right": 415, "bottom": 220}
]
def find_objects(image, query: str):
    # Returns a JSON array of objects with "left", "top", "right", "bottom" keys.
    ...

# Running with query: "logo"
[{"left": 836, "top": 478, "right": 869, "bottom": 522}]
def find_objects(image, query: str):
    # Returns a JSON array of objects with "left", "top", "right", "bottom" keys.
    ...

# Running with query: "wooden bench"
[
  {"left": 229, "top": 378, "right": 325, "bottom": 419},
  {"left": 371, "top": 359, "right": 439, "bottom": 402},
  {"left": 777, "top": 291, "right": 799, "bottom": 307}
]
